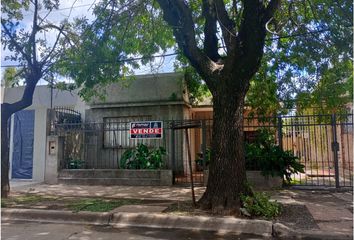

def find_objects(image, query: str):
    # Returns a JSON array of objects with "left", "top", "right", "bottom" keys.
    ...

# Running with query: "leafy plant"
[
  {"left": 241, "top": 192, "right": 282, "bottom": 219},
  {"left": 120, "top": 144, "right": 166, "bottom": 169},
  {"left": 245, "top": 128, "right": 305, "bottom": 184},
  {"left": 67, "top": 159, "right": 85, "bottom": 169},
  {"left": 195, "top": 148, "right": 211, "bottom": 171}
]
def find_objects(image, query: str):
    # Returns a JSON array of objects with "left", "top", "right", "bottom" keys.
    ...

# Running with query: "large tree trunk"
[
  {"left": 1, "top": 104, "right": 11, "bottom": 198},
  {"left": 199, "top": 85, "right": 251, "bottom": 215}
]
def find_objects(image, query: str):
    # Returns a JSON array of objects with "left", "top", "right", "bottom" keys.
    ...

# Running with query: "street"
[{"left": 1, "top": 221, "right": 267, "bottom": 240}]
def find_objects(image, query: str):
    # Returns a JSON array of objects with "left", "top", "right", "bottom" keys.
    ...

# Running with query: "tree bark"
[
  {"left": 1, "top": 105, "right": 11, "bottom": 198},
  {"left": 198, "top": 83, "right": 251, "bottom": 215}
]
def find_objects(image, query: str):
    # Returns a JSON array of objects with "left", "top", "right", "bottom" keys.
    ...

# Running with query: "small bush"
[
  {"left": 120, "top": 143, "right": 166, "bottom": 169},
  {"left": 245, "top": 128, "right": 305, "bottom": 183},
  {"left": 67, "top": 158, "right": 85, "bottom": 169},
  {"left": 241, "top": 192, "right": 282, "bottom": 219}
]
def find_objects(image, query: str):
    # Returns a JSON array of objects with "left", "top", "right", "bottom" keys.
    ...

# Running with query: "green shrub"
[
  {"left": 241, "top": 192, "right": 282, "bottom": 219},
  {"left": 195, "top": 148, "right": 211, "bottom": 170},
  {"left": 245, "top": 128, "right": 304, "bottom": 184},
  {"left": 67, "top": 158, "right": 85, "bottom": 169},
  {"left": 120, "top": 143, "right": 166, "bottom": 169}
]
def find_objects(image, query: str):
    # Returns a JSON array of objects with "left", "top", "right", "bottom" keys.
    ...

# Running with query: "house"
[
  {"left": 3, "top": 85, "right": 85, "bottom": 182},
  {"left": 1, "top": 72, "right": 284, "bottom": 184},
  {"left": 3, "top": 73, "right": 197, "bottom": 183}
]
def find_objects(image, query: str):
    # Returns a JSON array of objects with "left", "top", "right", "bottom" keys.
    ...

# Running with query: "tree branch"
[
  {"left": 214, "top": 0, "right": 236, "bottom": 52},
  {"left": 1, "top": 21, "right": 33, "bottom": 67},
  {"left": 156, "top": 0, "right": 219, "bottom": 90},
  {"left": 263, "top": 0, "right": 281, "bottom": 23},
  {"left": 202, "top": 0, "right": 220, "bottom": 61},
  {"left": 2, "top": 76, "right": 39, "bottom": 115},
  {"left": 40, "top": 24, "right": 65, "bottom": 68},
  {"left": 30, "top": 0, "right": 39, "bottom": 65}
]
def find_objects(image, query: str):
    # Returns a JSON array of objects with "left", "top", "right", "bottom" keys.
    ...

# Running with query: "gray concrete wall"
[
  {"left": 45, "top": 136, "right": 64, "bottom": 184},
  {"left": 85, "top": 104, "right": 186, "bottom": 123},
  {"left": 89, "top": 72, "right": 189, "bottom": 107}
]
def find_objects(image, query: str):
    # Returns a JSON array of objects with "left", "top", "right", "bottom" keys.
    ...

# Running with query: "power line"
[
  {"left": 1, "top": 26, "right": 351, "bottom": 68},
  {"left": 21, "top": 3, "right": 97, "bottom": 17}
]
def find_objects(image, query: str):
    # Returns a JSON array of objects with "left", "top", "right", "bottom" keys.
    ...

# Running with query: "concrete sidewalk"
[
  {"left": 271, "top": 190, "right": 353, "bottom": 236},
  {"left": 10, "top": 183, "right": 205, "bottom": 201},
  {"left": 8, "top": 183, "right": 354, "bottom": 239}
]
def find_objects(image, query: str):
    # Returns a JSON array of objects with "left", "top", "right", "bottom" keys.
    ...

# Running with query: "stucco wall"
[{"left": 89, "top": 72, "right": 189, "bottom": 107}]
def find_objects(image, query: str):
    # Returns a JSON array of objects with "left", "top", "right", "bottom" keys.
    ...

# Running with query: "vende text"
[{"left": 130, "top": 128, "right": 162, "bottom": 134}]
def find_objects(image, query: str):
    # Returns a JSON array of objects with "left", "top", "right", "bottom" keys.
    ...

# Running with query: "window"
[{"left": 103, "top": 116, "right": 151, "bottom": 148}]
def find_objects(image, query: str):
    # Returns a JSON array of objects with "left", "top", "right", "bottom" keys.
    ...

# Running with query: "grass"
[
  {"left": 1, "top": 194, "right": 58, "bottom": 207},
  {"left": 66, "top": 198, "right": 142, "bottom": 212},
  {"left": 1, "top": 194, "right": 142, "bottom": 212}
]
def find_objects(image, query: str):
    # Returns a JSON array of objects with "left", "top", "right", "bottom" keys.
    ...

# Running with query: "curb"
[
  {"left": 111, "top": 212, "right": 273, "bottom": 237},
  {"left": 2, "top": 208, "right": 272, "bottom": 237},
  {"left": 2, "top": 208, "right": 352, "bottom": 239},
  {"left": 273, "top": 223, "right": 353, "bottom": 240},
  {"left": 1, "top": 208, "right": 111, "bottom": 225}
]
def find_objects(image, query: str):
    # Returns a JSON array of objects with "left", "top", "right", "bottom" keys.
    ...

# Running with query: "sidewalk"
[
  {"left": 271, "top": 189, "right": 353, "bottom": 236},
  {"left": 10, "top": 183, "right": 206, "bottom": 201},
  {"left": 6, "top": 183, "right": 354, "bottom": 239}
]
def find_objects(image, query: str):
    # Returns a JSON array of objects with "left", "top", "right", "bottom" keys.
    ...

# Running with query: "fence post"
[
  {"left": 171, "top": 121, "right": 175, "bottom": 184},
  {"left": 201, "top": 120, "right": 207, "bottom": 170},
  {"left": 331, "top": 114, "right": 340, "bottom": 188},
  {"left": 277, "top": 115, "right": 283, "bottom": 150}
]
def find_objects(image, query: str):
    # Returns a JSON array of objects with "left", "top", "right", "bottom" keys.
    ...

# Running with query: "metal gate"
[{"left": 280, "top": 114, "right": 353, "bottom": 188}]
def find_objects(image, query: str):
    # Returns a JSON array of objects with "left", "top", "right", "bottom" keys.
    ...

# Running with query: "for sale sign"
[{"left": 130, "top": 121, "right": 163, "bottom": 139}]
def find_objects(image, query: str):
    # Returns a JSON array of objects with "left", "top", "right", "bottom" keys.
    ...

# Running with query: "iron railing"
[{"left": 53, "top": 113, "right": 353, "bottom": 187}]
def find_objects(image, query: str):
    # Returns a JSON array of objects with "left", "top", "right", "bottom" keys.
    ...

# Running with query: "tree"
[
  {"left": 61, "top": 0, "right": 352, "bottom": 214},
  {"left": 1, "top": 0, "right": 73, "bottom": 197},
  {"left": 1, "top": 67, "right": 21, "bottom": 87}
]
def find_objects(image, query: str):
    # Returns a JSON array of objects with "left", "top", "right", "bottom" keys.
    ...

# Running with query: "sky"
[{"left": 1, "top": 0, "right": 175, "bottom": 85}]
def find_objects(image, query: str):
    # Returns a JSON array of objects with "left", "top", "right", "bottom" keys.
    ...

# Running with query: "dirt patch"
[{"left": 275, "top": 204, "right": 318, "bottom": 230}]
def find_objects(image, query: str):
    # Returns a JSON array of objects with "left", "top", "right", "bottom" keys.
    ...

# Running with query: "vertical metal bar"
[
  {"left": 185, "top": 128, "right": 196, "bottom": 206},
  {"left": 331, "top": 114, "right": 340, "bottom": 188},
  {"left": 277, "top": 115, "right": 283, "bottom": 150},
  {"left": 313, "top": 117, "right": 320, "bottom": 185},
  {"left": 171, "top": 121, "right": 175, "bottom": 184},
  {"left": 202, "top": 120, "right": 207, "bottom": 171}
]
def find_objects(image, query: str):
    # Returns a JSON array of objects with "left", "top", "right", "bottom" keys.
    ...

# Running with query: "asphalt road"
[{"left": 1, "top": 221, "right": 267, "bottom": 240}]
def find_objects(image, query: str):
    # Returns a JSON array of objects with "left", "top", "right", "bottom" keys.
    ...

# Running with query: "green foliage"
[
  {"left": 296, "top": 60, "right": 353, "bottom": 115},
  {"left": 241, "top": 192, "right": 282, "bottom": 219},
  {"left": 247, "top": 1, "right": 353, "bottom": 114},
  {"left": 67, "top": 159, "right": 85, "bottom": 169},
  {"left": 120, "top": 144, "right": 166, "bottom": 170},
  {"left": 1, "top": 67, "right": 21, "bottom": 87},
  {"left": 175, "top": 60, "right": 211, "bottom": 104},
  {"left": 56, "top": 0, "right": 174, "bottom": 100},
  {"left": 195, "top": 148, "right": 211, "bottom": 170},
  {"left": 245, "top": 129, "right": 305, "bottom": 183}
]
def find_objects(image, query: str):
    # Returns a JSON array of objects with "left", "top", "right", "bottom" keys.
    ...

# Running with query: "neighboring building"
[
  {"left": 3, "top": 85, "right": 85, "bottom": 182},
  {"left": 3, "top": 73, "right": 195, "bottom": 182}
]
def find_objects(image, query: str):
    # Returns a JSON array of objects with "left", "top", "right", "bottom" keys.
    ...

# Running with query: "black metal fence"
[{"left": 53, "top": 113, "right": 353, "bottom": 188}]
